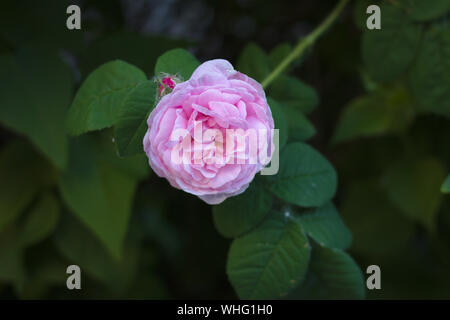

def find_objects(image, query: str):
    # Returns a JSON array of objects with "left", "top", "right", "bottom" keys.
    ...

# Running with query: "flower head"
[{"left": 144, "top": 59, "right": 274, "bottom": 204}]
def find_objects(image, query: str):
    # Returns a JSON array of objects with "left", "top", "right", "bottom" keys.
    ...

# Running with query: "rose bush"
[
  {"left": 0, "top": 0, "right": 375, "bottom": 300},
  {"left": 143, "top": 59, "right": 274, "bottom": 204}
]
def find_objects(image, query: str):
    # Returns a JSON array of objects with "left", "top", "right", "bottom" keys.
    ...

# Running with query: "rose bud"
[
  {"left": 143, "top": 59, "right": 274, "bottom": 204},
  {"left": 156, "top": 73, "right": 180, "bottom": 97}
]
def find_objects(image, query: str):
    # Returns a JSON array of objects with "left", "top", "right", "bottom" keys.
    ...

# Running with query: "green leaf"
[
  {"left": 401, "top": 0, "right": 450, "bottom": 22},
  {"left": 54, "top": 212, "right": 139, "bottom": 293},
  {"left": 95, "top": 146, "right": 149, "bottom": 181},
  {"left": 332, "top": 85, "right": 414, "bottom": 144},
  {"left": 0, "top": 140, "right": 56, "bottom": 232},
  {"left": 0, "top": 48, "right": 72, "bottom": 169},
  {"left": 227, "top": 211, "right": 310, "bottom": 299},
  {"left": 383, "top": 156, "right": 446, "bottom": 231},
  {"left": 267, "top": 98, "right": 288, "bottom": 150},
  {"left": 442, "top": 175, "right": 450, "bottom": 194},
  {"left": 283, "top": 104, "right": 316, "bottom": 141},
  {"left": 269, "top": 95, "right": 316, "bottom": 147},
  {"left": 58, "top": 136, "right": 144, "bottom": 260},
  {"left": 294, "top": 202, "right": 352, "bottom": 250},
  {"left": 269, "top": 142, "right": 337, "bottom": 207},
  {"left": 19, "top": 192, "right": 60, "bottom": 247},
  {"left": 270, "top": 75, "right": 319, "bottom": 114},
  {"left": 154, "top": 48, "right": 200, "bottom": 80},
  {"left": 67, "top": 60, "right": 147, "bottom": 136},
  {"left": 268, "top": 42, "right": 302, "bottom": 76},
  {"left": 269, "top": 43, "right": 291, "bottom": 66},
  {"left": 362, "top": 5, "right": 422, "bottom": 83},
  {"left": 269, "top": 43, "right": 299, "bottom": 71},
  {"left": 213, "top": 177, "right": 272, "bottom": 238},
  {"left": 291, "top": 245, "right": 365, "bottom": 299},
  {"left": 333, "top": 95, "right": 387, "bottom": 144},
  {"left": 113, "top": 80, "right": 157, "bottom": 156},
  {"left": 237, "top": 43, "right": 272, "bottom": 82},
  {"left": 409, "top": 24, "right": 450, "bottom": 118}
]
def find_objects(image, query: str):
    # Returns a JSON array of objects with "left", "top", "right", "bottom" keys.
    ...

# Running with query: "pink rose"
[{"left": 143, "top": 59, "right": 274, "bottom": 204}]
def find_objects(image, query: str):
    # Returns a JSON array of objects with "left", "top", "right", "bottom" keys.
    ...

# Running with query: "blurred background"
[{"left": 0, "top": 0, "right": 449, "bottom": 299}]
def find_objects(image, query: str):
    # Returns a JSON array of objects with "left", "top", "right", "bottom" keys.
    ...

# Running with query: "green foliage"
[
  {"left": 237, "top": 43, "right": 318, "bottom": 151},
  {"left": 58, "top": 46, "right": 211, "bottom": 268},
  {"left": 0, "top": 140, "right": 59, "bottom": 294},
  {"left": 113, "top": 80, "right": 157, "bottom": 156},
  {"left": 409, "top": 24, "right": 450, "bottom": 118},
  {"left": 267, "top": 98, "right": 288, "bottom": 149},
  {"left": 0, "top": 1, "right": 373, "bottom": 300},
  {"left": 443, "top": 175, "right": 450, "bottom": 193},
  {"left": 238, "top": 42, "right": 309, "bottom": 97},
  {"left": 339, "top": 4, "right": 450, "bottom": 298},
  {"left": 341, "top": 179, "right": 415, "bottom": 260},
  {"left": 260, "top": 62, "right": 318, "bottom": 150},
  {"left": 19, "top": 192, "right": 60, "bottom": 247},
  {"left": 362, "top": 4, "right": 422, "bottom": 83},
  {"left": 237, "top": 43, "right": 272, "bottom": 82},
  {"left": 269, "top": 142, "right": 337, "bottom": 207},
  {"left": 332, "top": 85, "right": 415, "bottom": 144},
  {"left": 269, "top": 43, "right": 293, "bottom": 69},
  {"left": 212, "top": 177, "right": 272, "bottom": 238},
  {"left": 268, "top": 42, "right": 303, "bottom": 72},
  {"left": 54, "top": 212, "right": 140, "bottom": 293},
  {"left": 69, "top": 48, "right": 201, "bottom": 158},
  {"left": 269, "top": 89, "right": 317, "bottom": 146},
  {"left": 154, "top": 48, "right": 200, "bottom": 80},
  {"left": 401, "top": 0, "right": 450, "bottom": 22},
  {"left": 227, "top": 211, "right": 310, "bottom": 299},
  {"left": 67, "top": 60, "right": 147, "bottom": 136},
  {"left": 215, "top": 38, "right": 356, "bottom": 300},
  {"left": 294, "top": 202, "right": 352, "bottom": 250},
  {"left": 356, "top": 1, "right": 450, "bottom": 120},
  {"left": 14, "top": 256, "right": 68, "bottom": 299},
  {"left": 0, "top": 140, "right": 55, "bottom": 232},
  {"left": 282, "top": 105, "right": 316, "bottom": 142},
  {"left": 333, "top": 95, "right": 387, "bottom": 143},
  {"left": 0, "top": 48, "right": 72, "bottom": 169},
  {"left": 58, "top": 136, "right": 146, "bottom": 260},
  {"left": 270, "top": 75, "right": 319, "bottom": 114},
  {"left": 291, "top": 244, "right": 365, "bottom": 299},
  {"left": 383, "top": 156, "right": 446, "bottom": 231}
]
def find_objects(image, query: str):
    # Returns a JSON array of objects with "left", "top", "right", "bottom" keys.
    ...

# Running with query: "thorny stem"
[{"left": 261, "top": 0, "right": 350, "bottom": 89}]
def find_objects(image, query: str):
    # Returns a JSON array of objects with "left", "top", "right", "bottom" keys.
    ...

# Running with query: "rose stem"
[{"left": 261, "top": 0, "right": 350, "bottom": 89}]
